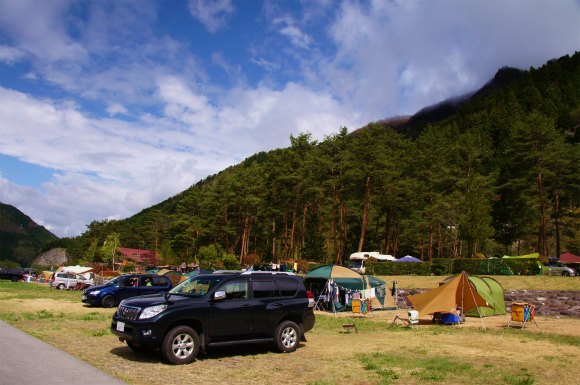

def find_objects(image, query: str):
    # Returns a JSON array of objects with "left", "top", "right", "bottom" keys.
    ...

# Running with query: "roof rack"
[{"left": 240, "top": 271, "right": 295, "bottom": 275}]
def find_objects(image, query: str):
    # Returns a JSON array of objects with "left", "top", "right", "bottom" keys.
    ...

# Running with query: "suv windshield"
[
  {"left": 104, "top": 276, "right": 126, "bottom": 286},
  {"left": 170, "top": 276, "right": 223, "bottom": 296}
]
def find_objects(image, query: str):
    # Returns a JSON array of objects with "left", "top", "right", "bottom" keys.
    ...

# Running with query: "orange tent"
[{"left": 407, "top": 271, "right": 490, "bottom": 317}]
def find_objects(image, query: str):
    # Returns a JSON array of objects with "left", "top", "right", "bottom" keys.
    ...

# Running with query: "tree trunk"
[
  {"left": 538, "top": 171, "right": 548, "bottom": 257},
  {"left": 385, "top": 207, "right": 392, "bottom": 254},
  {"left": 358, "top": 175, "right": 371, "bottom": 252}
]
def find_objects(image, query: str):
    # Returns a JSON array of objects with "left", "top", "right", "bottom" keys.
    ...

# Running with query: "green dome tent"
[
  {"left": 438, "top": 274, "right": 506, "bottom": 317},
  {"left": 304, "top": 264, "right": 395, "bottom": 312},
  {"left": 464, "top": 276, "right": 506, "bottom": 317}
]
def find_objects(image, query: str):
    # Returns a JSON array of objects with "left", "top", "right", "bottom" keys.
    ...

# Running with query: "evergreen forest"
[{"left": 48, "top": 53, "right": 580, "bottom": 269}]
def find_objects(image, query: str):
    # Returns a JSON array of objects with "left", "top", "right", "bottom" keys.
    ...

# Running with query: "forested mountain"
[
  {"left": 0, "top": 202, "right": 58, "bottom": 266},
  {"left": 61, "top": 52, "right": 580, "bottom": 269}
]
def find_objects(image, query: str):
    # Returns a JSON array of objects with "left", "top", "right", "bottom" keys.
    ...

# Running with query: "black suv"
[
  {"left": 111, "top": 272, "right": 315, "bottom": 364},
  {"left": 0, "top": 267, "right": 25, "bottom": 282}
]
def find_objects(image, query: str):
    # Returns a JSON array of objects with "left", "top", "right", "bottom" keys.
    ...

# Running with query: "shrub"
[{"left": 431, "top": 258, "right": 454, "bottom": 275}]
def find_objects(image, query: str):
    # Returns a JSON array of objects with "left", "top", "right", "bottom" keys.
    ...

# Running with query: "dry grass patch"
[{"left": 1, "top": 281, "right": 579, "bottom": 385}]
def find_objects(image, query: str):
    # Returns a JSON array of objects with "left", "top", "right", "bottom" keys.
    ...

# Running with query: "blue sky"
[{"left": 0, "top": 0, "right": 578, "bottom": 238}]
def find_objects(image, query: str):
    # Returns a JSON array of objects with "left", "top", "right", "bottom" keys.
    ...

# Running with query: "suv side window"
[
  {"left": 221, "top": 280, "right": 248, "bottom": 300},
  {"left": 277, "top": 277, "right": 299, "bottom": 297},
  {"left": 252, "top": 280, "right": 276, "bottom": 298}
]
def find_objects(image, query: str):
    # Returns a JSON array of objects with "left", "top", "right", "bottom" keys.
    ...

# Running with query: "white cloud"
[
  {"left": 0, "top": 0, "right": 87, "bottom": 63},
  {"left": 0, "top": 79, "right": 357, "bottom": 236},
  {"left": 0, "top": 44, "right": 25, "bottom": 63},
  {"left": 323, "top": 0, "right": 580, "bottom": 117},
  {"left": 188, "top": 0, "right": 236, "bottom": 33},
  {"left": 274, "top": 17, "right": 312, "bottom": 49},
  {"left": 106, "top": 103, "right": 128, "bottom": 116}
]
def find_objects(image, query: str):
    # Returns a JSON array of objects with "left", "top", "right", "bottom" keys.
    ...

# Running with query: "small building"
[{"left": 118, "top": 248, "right": 158, "bottom": 266}]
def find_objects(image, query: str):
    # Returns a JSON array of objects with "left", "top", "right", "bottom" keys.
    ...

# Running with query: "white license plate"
[
  {"left": 116, "top": 321, "right": 125, "bottom": 332},
  {"left": 81, "top": 295, "right": 87, "bottom": 300}
]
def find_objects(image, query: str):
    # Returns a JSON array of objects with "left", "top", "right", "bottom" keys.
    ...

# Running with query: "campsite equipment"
[
  {"left": 408, "top": 310, "right": 419, "bottom": 329},
  {"left": 507, "top": 303, "right": 537, "bottom": 329},
  {"left": 389, "top": 310, "right": 419, "bottom": 329},
  {"left": 304, "top": 264, "right": 396, "bottom": 312},
  {"left": 407, "top": 271, "right": 490, "bottom": 319},
  {"left": 352, "top": 299, "right": 371, "bottom": 314},
  {"left": 440, "top": 311, "right": 461, "bottom": 325}
]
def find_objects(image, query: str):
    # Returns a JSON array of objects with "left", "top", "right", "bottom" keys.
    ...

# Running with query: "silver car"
[{"left": 543, "top": 262, "right": 577, "bottom": 276}]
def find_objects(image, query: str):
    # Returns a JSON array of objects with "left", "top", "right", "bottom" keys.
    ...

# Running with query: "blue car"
[{"left": 82, "top": 274, "right": 173, "bottom": 308}]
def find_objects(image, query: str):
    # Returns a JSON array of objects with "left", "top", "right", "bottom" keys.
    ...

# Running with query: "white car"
[{"left": 49, "top": 272, "right": 93, "bottom": 290}]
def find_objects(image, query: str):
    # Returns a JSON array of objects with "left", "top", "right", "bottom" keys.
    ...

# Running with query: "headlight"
[
  {"left": 89, "top": 290, "right": 100, "bottom": 295},
  {"left": 139, "top": 305, "right": 167, "bottom": 319}
]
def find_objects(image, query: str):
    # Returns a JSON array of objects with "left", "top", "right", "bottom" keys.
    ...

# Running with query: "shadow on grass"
[{"left": 111, "top": 342, "right": 306, "bottom": 364}]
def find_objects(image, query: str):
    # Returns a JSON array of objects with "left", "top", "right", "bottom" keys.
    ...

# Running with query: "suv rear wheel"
[
  {"left": 161, "top": 325, "right": 200, "bottom": 365},
  {"left": 274, "top": 320, "right": 300, "bottom": 353}
]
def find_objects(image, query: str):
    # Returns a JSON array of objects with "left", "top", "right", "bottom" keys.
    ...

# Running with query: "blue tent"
[{"left": 394, "top": 256, "right": 422, "bottom": 262}]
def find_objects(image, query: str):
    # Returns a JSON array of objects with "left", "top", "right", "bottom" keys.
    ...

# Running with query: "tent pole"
[{"left": 466, "top": 273, "right": 486, "bottom": 331}]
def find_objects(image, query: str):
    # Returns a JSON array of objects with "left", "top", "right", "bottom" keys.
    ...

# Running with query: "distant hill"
[{"left": 0, "top": 202, "right": 58, "bottom": 266}]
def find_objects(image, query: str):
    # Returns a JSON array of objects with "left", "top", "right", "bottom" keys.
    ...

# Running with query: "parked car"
[
  {"left": 83, "top": 274, "right": 172, "bottom": 308},
  {"left": 50, "top": 272, "right": 94, "bottom": 290},
  {"left": 111, "top": 271, "right": 316, "bottom": 364},
  {"left": 543, "top": 262, "right": 577, "bottom": 276},
  {"left": 0, "top": 267, "right": 25, "bottom": 282}
]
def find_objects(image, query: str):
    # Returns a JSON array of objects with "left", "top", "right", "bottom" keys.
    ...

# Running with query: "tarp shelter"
[
  {"left": 304, "top": 265, "right": 396, "bottom": 312},
  {"left": 502, "top": 253, "right": 539, "bottom": 259},
  {"left": 156, "top": 269, "right": 183, "bottom": 287},
  {"left": 179, "top": 268, "right": 208, "bottom": 283},
  {"left": 407, "top": 271, "right": 490, "bottom": 317},
  {"left": 559, "top": 252, "right": 580, "bottom": 263},
  {"left": 393, "top": 256, "right": 422, "bottom": 262}
]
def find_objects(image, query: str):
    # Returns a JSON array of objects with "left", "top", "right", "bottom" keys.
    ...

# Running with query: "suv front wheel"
[
  {"left": 274, "top": 320, "right": 300, "bottom": 353},
  {"left": 161, "top": 326, "right": 200, "bottom": 365}
]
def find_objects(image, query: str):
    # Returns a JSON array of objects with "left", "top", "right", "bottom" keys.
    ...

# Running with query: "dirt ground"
[{"left": 318, "top": 309, "right": 580, "bottom": 336}]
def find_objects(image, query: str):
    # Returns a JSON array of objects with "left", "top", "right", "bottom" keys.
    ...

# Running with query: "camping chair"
[
  {"left": 314, "top": 294, "right": 327, "bottom": 311},
  {"left": 341, "top": 316, "right": 359, "bottom": 333}
]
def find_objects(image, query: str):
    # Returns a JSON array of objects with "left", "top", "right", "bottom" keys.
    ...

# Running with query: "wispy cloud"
[{"left": 188, "top": 0, "right": 236, "bottom": 33}]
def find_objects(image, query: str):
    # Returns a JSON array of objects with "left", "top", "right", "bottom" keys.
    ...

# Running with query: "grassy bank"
[{"left": 1, "top": 279, "right": 579, "bottom": 385}]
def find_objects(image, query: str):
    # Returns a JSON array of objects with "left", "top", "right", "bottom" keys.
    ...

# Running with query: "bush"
[
  {"left": 121, "top": 262, "right": 135, "bottom": 273},
  {"left": 222, "top": 254, "right": 239, "bottom": 270},
  {"left": 367, "top": 261, "right": 431, "bottom": 276},
  {"left": 431, "top": 258, "right": 453, "bottom": 276}
]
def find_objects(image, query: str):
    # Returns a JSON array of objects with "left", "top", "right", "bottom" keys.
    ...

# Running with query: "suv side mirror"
[{"left": 213, "top": 291, "right": 226, "bottom": 301}]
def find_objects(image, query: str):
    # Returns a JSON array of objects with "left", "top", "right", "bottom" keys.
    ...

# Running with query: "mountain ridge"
[{"left": 0, "top": 202, "right": 58, "bottom": 266}]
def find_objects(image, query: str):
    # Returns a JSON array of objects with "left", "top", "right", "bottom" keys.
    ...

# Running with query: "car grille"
[{"left": 117, "top": 304, "right": 141, "bottom": 320}]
